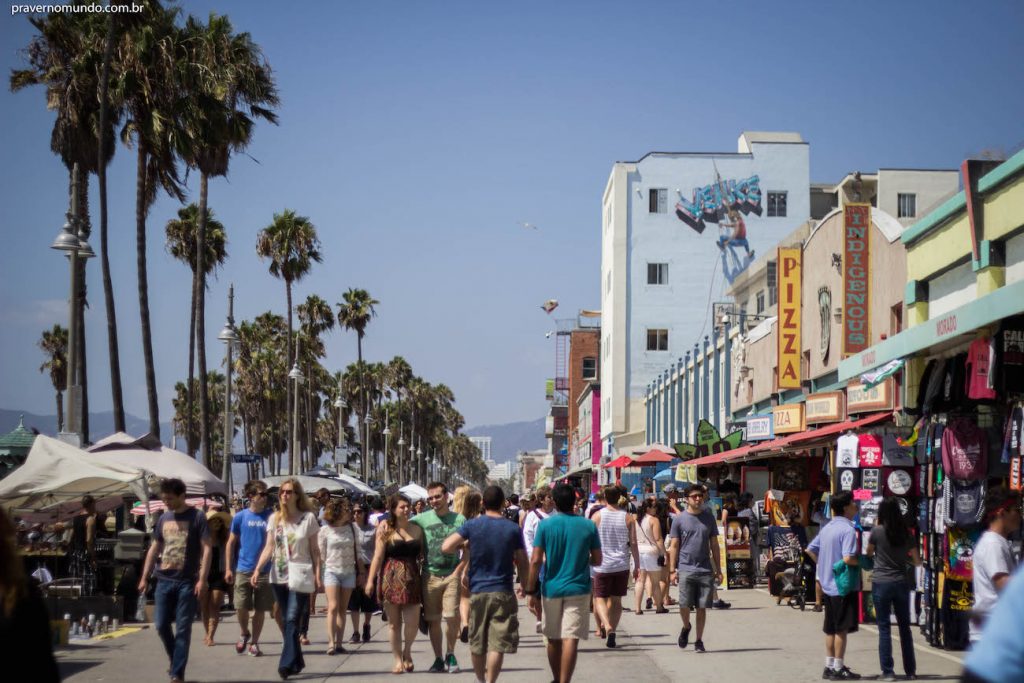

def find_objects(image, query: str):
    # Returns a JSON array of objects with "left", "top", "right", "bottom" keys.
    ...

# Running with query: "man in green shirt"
[{"left": 413, "top": 482, "right": 466, "bottom": 673}]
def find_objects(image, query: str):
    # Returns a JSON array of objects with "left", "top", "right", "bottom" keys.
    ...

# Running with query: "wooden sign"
[
  {"left": 842, "top": 203, "right": 871, "bottom": 356},
  {"left": 846, "top": 378, "right": 893, "bottom": 413},
  {"left": 773, "top": 403, "right": 806, "bottom": 434},
  {"left": 777, "top": 247, "right": 802, "bottom": 388},
  {"left": 805, "top": 391, "right": 845, "bottom": 424}
]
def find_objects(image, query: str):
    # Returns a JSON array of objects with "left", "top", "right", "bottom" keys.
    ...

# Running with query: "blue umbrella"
[{"left": 653, "top": 468, "right": 674, "bottom": 481}]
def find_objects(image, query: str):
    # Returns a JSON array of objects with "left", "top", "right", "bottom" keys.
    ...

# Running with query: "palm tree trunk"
[
  {"left": 56, "top": 390, "right": 64, "bottom": 433},
  {"left": 305, "top": 361, "right": 313, "bottom": 471},
  {"left": 357, "top": 335, "right": 367, "bottom": 482},
  {"left": 285, "top": 281, "right": 293, "bottom": 475},
  {"left": 97, "top": 8, "right": 125, "bottom": 434},
  {"left": 76, "top": 170, "right": 90, "bottom": 443},
  {"left": 186, "top": 267, "right": 198, "bottom": 455},
  {"left": 197, "top": 173, "right": 211, "bottom": 468},
  {"left": 136, "top": 145, "right": 160, "bottom": 438}
]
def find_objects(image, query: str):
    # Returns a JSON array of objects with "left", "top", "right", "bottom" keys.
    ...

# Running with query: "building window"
[
  {"left": 767, "top": 259, "right": 778, "bottom": 307},
  {"left": 898, "top": 193, "right": 916, "bottom": 218},
  {"left": 647, "top": 262, "right": 668, "bottom": 285},
  {"left": 890, "top": 303, "right": 903, "bottom": 336},
  {"left": 646, "top": 329, "right": 669, "bottom": 351},
  {"left": 756, "top": 290, "right": 766, "bottom": 315},
  {"left": 648, "top": 188, "right": 667, "bottom": 214},
  {"left": 582, "top": 357, "right": 597, "bottom": 380},
  {"left": 767, "top": 191, "right": 787, "bottom": 217}
]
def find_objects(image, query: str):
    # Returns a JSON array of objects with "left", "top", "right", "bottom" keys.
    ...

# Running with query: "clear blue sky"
[{"left": 1, "top": 0, "right": 1022, "bottom": 430}]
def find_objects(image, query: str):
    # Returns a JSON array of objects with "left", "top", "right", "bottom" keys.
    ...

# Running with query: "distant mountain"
[
  {"left": 0, "top": 408, "right": 171, "bottom": 443},
  {"left": 465, "top": 417, "right": 546, "bottom": 464}
]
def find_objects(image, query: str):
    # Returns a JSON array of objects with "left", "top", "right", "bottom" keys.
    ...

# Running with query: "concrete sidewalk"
[{"left": 57, "top": 588, "right": 966, "bottom": 682}]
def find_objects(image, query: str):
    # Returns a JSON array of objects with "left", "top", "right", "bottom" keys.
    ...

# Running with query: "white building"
[
  {"left": 469, "top": 436, "right": 492, "bottom": 462},
  {"left": 487, "top": 461, "right": 511, "bottom": 482},
  {"left": 600, "top": 132, "right": 811, "bottom": 456}
]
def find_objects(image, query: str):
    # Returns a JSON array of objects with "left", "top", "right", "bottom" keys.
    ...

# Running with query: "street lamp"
[
  {"left": 382, "top": 410, "right": 391, "bottom": 484},
  {"left": 51, "top": 163, "right": 91, "bottom": 446},
  {"left": 416, "top": 442, "right": 424, "bottom": 484},
  {"left": 217, "top": 285, "right": 239, "bottom": 497},
  {"left": 364, "top": 414, "right": 376, "bottom": 481},
  {"left": 397, "top": 424, "right": 406, "bottom": 485},
  {"left": 288, "top": 351, "right": 305, "bottom": 475},
  {"left": 333, "top": 384, "right": 346, "bottom": 473}
]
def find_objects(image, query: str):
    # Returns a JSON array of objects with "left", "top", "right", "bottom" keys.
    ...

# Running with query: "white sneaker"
[{"left": 535, "top": 622, "right": 542, "bottom": 634}]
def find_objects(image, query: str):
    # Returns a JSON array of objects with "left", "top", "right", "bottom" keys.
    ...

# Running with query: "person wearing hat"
[
  {"left": 202, "top": 508, "right": 232, "bottom": 646},
  {"left": 663, "top": 485, "right": 682, "bottom": 519}
]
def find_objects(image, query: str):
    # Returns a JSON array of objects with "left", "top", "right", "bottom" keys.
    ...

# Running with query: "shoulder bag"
[{"left": 284, "top": 512, "right": 316, "bottom": 594}]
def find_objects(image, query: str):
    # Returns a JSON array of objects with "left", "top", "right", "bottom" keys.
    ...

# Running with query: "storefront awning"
[
  {"left": 839, "top": 279, "right": 1024, "bottom": 382},
  {"left": 563, "top": 463, "right": 593, "bottom": 478},
  {"left": 682, "top": 411, "right": 892, "bottom": 467}
]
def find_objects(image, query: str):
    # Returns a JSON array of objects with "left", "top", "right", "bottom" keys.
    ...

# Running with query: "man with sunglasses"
[
  {"left": 413, "top": 481, "right": 467, "bottom": 673},
  {"left": 225, "top": 480, "right": 276, "bottom": 656},
  {"left": 667, "top": 484, "right": 722, "bottom": 653}
]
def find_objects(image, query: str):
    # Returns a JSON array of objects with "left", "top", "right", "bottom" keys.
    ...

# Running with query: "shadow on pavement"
[{"left": 58, "top": 661, "right": 101, "bottom": 678}]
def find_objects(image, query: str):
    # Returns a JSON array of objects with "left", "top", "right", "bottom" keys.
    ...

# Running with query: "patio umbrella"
[
  {"left": 637, "top": 443, "right": 675, "bottom": 455},
  {"left": 631, "top": 450, "right": 676, "bottom": 465},
  {"left": 603, "top": 455, "right": 634, "bottom": 469}
]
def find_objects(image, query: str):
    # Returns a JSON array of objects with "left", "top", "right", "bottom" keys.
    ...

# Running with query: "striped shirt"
[{"left": 595, "top": 508, "right": 630, "bottom": 574}]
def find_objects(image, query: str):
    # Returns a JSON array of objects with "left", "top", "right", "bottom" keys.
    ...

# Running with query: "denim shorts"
[{"left": 324, "top": 570, "right": 356, "bottom": 589}]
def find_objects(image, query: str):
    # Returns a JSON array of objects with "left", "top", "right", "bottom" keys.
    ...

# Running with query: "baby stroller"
[{"left": 774, "top": 550, "right": 813, "bottom": 611}]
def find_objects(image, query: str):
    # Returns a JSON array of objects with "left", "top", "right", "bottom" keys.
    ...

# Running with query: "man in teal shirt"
[
  {"left": 412, "top": 482, "right": 466, "bottom": 673},
  {"left": 527, "top": 483, "right": 602, "bottom": 683}
]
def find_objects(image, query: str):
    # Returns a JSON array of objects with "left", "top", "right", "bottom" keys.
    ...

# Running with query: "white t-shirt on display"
[
  {"left": 971, "top": 530, "right": 1016, "bottom": 641},
  {"left": 836, "top": 434, "right": 859, "bottom": 468}
]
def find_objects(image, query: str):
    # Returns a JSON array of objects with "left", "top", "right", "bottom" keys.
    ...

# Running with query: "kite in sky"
[{"left": 541, "top": 299, "right": 559, "bottom": 314}]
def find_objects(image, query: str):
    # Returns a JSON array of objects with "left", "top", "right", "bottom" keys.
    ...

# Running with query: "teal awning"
[{"left": 839, "top": 279, "right": 1024, "bottom": 381}]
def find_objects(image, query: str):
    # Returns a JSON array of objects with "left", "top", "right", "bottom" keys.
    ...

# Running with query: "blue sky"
[{"left": 1, "top": 0, "right": 1022, "bottom": 430}]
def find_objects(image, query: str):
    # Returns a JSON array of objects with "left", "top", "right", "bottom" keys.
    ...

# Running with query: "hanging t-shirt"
[
  {"left": 1011, "top": 456, "right": 1023, "bottom": 491},
  {"left": 883, "top": 467, "right": 915, "bottom": 497},
  {"left": 858, "top": 433, "right": 883, "bottom": 467},
  {"left": 945, "top": 528, "right": 982, "bottom": 581},
  {"left": 836, "top": 468, "right": 860, "bottom": 492},
  {"left": 942, "top": 479, "right": 985, "bottom": 529},
  {"left": 921, "top": 358, "right": 948, "bottom": 414},
  {"left": 965, "top": 338, "right": 997, "bottom": 400},
  {"left": 882, "top": 434, "right": 915, "bottom": 466},
  {"left": 861, "top": 468, "right": 881, "bottom": 493},
  {"left": 1002, "top": 406, "right": 1023, "bottom": 465},
  {"left": 941, "top": 576, "right": 973, "bottom": 651},
  {"left": 836, "top": 434, "right": 859, "bottom": 468},
  {"left": 995, "top": 314, "right": 1024, "bottom": 395},
  {"left": 942, "top": 419, "right": 988, "bottom": 481}
]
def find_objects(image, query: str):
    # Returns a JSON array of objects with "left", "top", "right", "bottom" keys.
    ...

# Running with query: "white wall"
[
  {"left": 1006, "top": 233, "right": 1024, "bottom": 286},
  {"left": 928, "top": 261, "right": 975, "bottom": 318}
]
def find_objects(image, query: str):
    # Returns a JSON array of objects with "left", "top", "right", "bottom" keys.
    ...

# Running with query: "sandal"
[
  {"left": 326, "top": 644, "right": 336, "bottom": 656},
  {"left": 404, "top": 660, "right": 414, "bottom": 672},
  {"left": 392, "top": 662, "right": 405, "bottom": 675}
]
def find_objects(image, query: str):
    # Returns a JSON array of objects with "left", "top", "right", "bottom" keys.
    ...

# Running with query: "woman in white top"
[
  {"left": 521, "top": 485, "right": 553, "bottom": 634},
  {"left": 253, "top": 478, "right": 321, "bottom": 681},
  {"left": 318, "top": 498, "right": 364, "bottom": 655},
  {"left": 634, "top": 497, "right": 668, "bottom": 614}
]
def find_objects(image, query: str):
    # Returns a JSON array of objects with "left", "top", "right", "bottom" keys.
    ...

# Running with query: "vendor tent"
[
  {"left": 0, "top": 435, "right": 148, "bottom": 513},
  {"left": 263, "top": 475, "right": 361, "bottom": 495},
  {"left": 334, "top": 473, "right": 375, "bottom": 495},
  {"left": 399, "top": 483, "right": 428, "bottom": 501},
  {"left": 87, "top": 432, "right": 226, "bottom": 496}
]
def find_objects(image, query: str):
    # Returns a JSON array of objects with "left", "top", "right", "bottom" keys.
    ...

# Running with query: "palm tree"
[
  {"left": 297, "top": 294, "right": 334, "bottom": 470},
  {"left": 165, "top": 203, "right": 228, "bottom": 461},
  {"left": 235, "top": 312, "right": 288, "bottom": 475},
  {"left": 337, "top": 288, "right": 379, "bottom": 482},
  {"left": 256, "top": 210, "right": 322, "bottom": 474},
  {"left": 171, "top": 370, "right": 232, "bottom": 470},
  {"left": 38, "top": 325, "right": 69, "bottom": 433},
  {"left": 11, "top": 8, "right": 121, "bottom": 442},
  {"left": 177, "top": 12, "right": 278, "bottom": 466},
  {"left": 114, "top": 0, "right": 187, "bottom": 438}
]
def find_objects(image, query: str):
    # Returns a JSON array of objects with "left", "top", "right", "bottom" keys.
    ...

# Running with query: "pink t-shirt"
[
  {"left": 858, "top": 434, "right": 883, "bottom": 467},
  {"left": 965, "top": 338, "right": 997, "bottom": 400}
]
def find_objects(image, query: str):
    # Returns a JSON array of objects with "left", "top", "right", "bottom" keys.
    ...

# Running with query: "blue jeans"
[
  {"left": 154, "top": 579, "right": 197, "bottom": 681},
  {"left": 871, "top": 580, "right": 916, "bottom": 676},
  {"left": 272, "top": 583, "right": 309, "bottom": 673}
]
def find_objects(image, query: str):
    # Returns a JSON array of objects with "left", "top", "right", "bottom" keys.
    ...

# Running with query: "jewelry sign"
[
  {"left": 777, "top": 247, "right": 802, "bottom": 389},
  {"left": 842, "top": 203, "right": 871, "bottom": 356}
]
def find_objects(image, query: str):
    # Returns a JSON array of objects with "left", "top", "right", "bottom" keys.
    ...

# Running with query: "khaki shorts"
[
  {"left": 469, "top": 592, "right": 519, "bottom": 655},
  {"left": 542, "top": 593, "right": 590, "bottom": 641},
  {"left": 423, "top": 572, "right": 461, "bottom": 621},
  {"left": 234, "top": 571, "right": 275, "bottom": 612}
]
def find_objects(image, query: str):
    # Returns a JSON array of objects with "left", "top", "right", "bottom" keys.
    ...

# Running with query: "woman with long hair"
[
  {"left": 634, "top": 497, "right": 668, "bottom": 614},
  {"left": 452, "top": 485, "right": 470, "bottom": 517},
  {"left": 202, "top": 510, "right": 232, "bottom": 645},
  {"left": 253, "top": 478, "right": 322, "bottom": 680},
  {"left": 319, "top": 498, "right": 363, "bottom": 655},
  {"left": 453, "top": 490, "right": 482, "bottom": 643},
  {"left": 364, "top": 493, "right": 424, "bottom": 674},
  {"left": 348, "top": 502, "right": 379, "bottom": 644},
  {"left": 866, "top": 497, "right": 921, "bottom": 681}
]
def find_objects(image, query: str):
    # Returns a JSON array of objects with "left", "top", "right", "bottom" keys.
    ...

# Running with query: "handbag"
[
  {"left": 284, "top": 512, "right": 315, "bottom": 594},
  {"left": 637, "top": 516, "right": 666, "bottom": 566}
]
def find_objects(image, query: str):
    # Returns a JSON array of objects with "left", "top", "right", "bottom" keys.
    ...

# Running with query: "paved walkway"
[{"left": 57, "top": 588, "right": 966, "bottom": 682}]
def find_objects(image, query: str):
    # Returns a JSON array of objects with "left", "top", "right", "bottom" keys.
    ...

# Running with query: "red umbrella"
[
  {"left": 631, "top": 450, "right": 676, "bottom": 465},
  {"left": 603, "top": 455, "right": 635, "bottom": 469}
]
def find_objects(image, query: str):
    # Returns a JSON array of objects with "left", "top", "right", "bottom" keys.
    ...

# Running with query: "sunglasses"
[
  {"left": 280, "top": 489, "right": 295, "bottom": 495},
  {"left": 427, "top": 494, "right": 444, "bottom": 501},
  {"left": 688, "top": 494, "right": 705, "bottom": 500}
]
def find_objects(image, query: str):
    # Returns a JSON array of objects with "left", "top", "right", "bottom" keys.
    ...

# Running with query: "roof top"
[{"left": 0, "top": 415, "right": 37, "bottom": 450}]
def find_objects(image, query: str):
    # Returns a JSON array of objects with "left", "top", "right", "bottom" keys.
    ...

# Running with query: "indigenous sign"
[
  {"left": 745, "top": 414, "right": 774, "bottom": 441},
  {"left": 773, "top": 403, "right": 806, "bottom": 435},
  {"left": 674, "top": 419, "right": 744, "bottom": 461},
  {"left": 777, "top": 248, "right": 802, "bottom": 389},
  {"left": 842, "top": 203, "right": 871, "bottom": 356},
  {"left": 846, "top": 378, "right": 893, "bottom": 413},
  {"left": 804, "top": 391, "right": 845, "bottom": 424}
]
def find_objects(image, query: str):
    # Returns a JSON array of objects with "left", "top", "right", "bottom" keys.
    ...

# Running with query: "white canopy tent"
[
  {"left": 399, "top": 483, "right": 429, "bottom": 501},
  {"left": 0, "top": 435, "right": 149, "bottom": 515},
  {"left": 263, "top": 475, "right": 362, "bottom": 495},
  {"left": 87, "top": 432, "right": 226, "bottom": 497}
]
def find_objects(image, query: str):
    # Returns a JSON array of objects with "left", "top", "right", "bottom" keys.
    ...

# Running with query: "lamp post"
[
  {"left": 382, "top": 410, "right": 391, "bottom": 484},
  {"left": 287, "top": 344, "right": 305, "bottom": 475},
  {"left": 364, "top": 414, "right": 376, "bottom": 481},
  {"left": 416, "top": 441, "right": 424, "bottom": 484},
  {"left": 51, "top": 164, "right": 93, "bottom": 446},
  {"left": 217, "top": 284, "right": 239, "bottom": 498},
  {"left": 397, "top": 425, "right": 406, "bottom": 485},
  {"left": 333, "top": 383, "right": 346, "bottom": 473}
]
